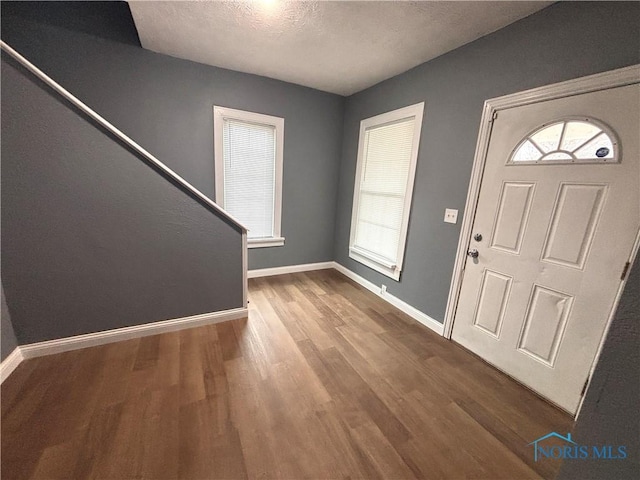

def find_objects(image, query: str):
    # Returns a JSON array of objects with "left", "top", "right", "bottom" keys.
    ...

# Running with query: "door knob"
[{"left": 467, "top": 249, "right": 479, "bottom": 258}]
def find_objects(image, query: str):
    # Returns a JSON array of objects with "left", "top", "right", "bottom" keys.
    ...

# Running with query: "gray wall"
[
  {"left": 333, "top": 1, "right": 640, "bottom": 323},
  {"left": 1, "top": 284, "right": 18, "bottom": 360},
  {"left": 558, "top": 256, "right": 640, "bottom": 480},
  {"left": 1, "top": 4, "right": 345, "bottom": 270},
  {"left": 1, "top": 54, "right": 243, "bottom": 344}
]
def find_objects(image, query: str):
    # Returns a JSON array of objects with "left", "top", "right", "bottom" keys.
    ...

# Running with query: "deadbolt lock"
[{"left": 473, "top": 233, "right": 483, "bottom": 241}]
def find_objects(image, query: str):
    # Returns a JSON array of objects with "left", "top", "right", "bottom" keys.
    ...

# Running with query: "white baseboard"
[
  {"left": 332, "top": 262, "right": 383, "bottom": 295},
  {"left": 2, "top": 260, "right": 444, "bottom": 383},
  {"left": 19, "top": 307, "right": 248, "bottom": 360},
  {"left": 249, "top": 260, "right": 445, "bottom": 336},
  {"left": 332, "top": 262, "right": 445, "bottom": 336},
  {"left": 0, "top": 347, "right": 24, "bottom": 383},
  {"left": 248, "top": 261, "right": 334, "bottom": 279}
]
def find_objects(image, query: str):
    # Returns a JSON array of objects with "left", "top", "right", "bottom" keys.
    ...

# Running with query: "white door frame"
[{"left": 442, "top": 64, "right": 640, "bottom": 417}]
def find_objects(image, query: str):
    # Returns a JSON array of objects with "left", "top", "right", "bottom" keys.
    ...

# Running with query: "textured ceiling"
[{"left": 129, "top": 1, "right": 551, "bottom": 96}]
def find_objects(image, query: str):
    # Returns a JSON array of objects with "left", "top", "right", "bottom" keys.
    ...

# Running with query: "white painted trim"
[
  {"left": 443, "top": 64, "right": 640, "bottom": 340},
  {"left": 349, "top": 246, "right": 397, "bottom": 269},
  {"left": 248, "top": 260, "right": 444, "bottom": 335},
  {"left": 0, "top": 347, "right": 24, "bottom": 384},
  {"left": 0, "top": 41, "right": 247, "bottom": 233},
  {"left": 248, "top": 261, "right": 334, "bottom": 279},
  {"left": 19, "top": 308, "right": 248, "bottom": 360},
  {"left": 575, "top": 226, "right": 640, "bottom": 420},
  {"left": 348, "top": 102, "right": 425, "bottom": 281},
  {"left": 242, "top": 232, "right": 248, "bottom": 308},
  {"left": 347, "top": 249, "right": 401, "bottom": 281},
  {"left": 213, "top": 105, "right": 284, "bottom": 241},
  {"left": 489, "top": 65, "right": 640, "bottom": 111},
  {"left": 248, "top": 237, "right": 285, "bottom": 249},
  {"left": 333, "top": 262, "right": 444, "bottom": 336},
  {"left": 2, "top": 260, "right": 446, "bottom": 381},
  {"left": 442, "top": 98, "right": 493, "bottom": 339}
]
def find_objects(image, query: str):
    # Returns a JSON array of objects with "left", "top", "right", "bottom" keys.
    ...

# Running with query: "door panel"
[
  {"left": 490, "top": 182, "right": 536, "bottom": 254},
  {"left": 452, "top": 83, "right": 639, "bottom": 413},
  {"left": 517, "top": 284, "right": 572, "bottom": 367},
  {"left": 473, "top": 269, "right": 512, "bottom": 338},
  {"left": 541, "top": 183, "right": 606, "bottom": 269}
]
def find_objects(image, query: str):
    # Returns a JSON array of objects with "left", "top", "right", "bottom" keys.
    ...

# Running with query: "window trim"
[
  {"left": 213, "top": 106, "right": 285, "bottom": 248},
  {"left": 348, "top": 102, "right": 425, "bottom": 281}
]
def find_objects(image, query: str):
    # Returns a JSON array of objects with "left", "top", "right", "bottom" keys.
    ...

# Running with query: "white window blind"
[
  {"left": 214, "top": 106, "right": 284, "bottom": 248},
  {"left": 354, "top": 118, "right": 415, "bottom": 261},
  {"left": 349, "top": 103, "right": 424, "bottom": 280},
  {"left": 222, "top": 118, "right": 276, "bottom": 239}
]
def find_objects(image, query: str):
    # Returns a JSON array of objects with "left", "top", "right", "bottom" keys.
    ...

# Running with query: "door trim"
[{"left": 443, "top": 64, "right": 640, "bottom": 415}]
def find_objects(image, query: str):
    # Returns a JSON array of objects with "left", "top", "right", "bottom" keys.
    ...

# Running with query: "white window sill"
[
  {"left": 349, "top": 246, "right": 401, "bottom": 281},
  {"left": 248, "top": 237, "right": 285, "bottom": 249}
]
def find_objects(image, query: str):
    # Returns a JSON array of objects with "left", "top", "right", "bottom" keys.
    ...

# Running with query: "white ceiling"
[{"left": 129, "top": 1, "right": 551, "bottom": 96}]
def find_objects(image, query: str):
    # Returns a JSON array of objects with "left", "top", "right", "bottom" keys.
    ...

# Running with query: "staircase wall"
[{"left": 1, "top": 54, "right": 244, "bottom": 344}]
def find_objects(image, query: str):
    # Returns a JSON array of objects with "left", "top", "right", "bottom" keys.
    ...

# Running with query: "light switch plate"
[{"left": 444, "top": 208, "right": 458, "bottom": 224}]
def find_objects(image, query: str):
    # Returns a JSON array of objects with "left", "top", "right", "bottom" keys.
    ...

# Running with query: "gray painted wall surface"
[
  {"left": 1, "top": 284, "right": 18, "bottom": 360},
  {"left": 558, "top": 256, "right": 639, "bottom": 479},
  {"left": 1, "top": 55, "right": 243, "bottom": 344},
  {"left": 1, "top": 3, "right": 638, "bottom": 474},
  {"left": 1, "top": 7, "right": 345, "bottom": 270},
  {"left": 333, "top": 1, "right": 640, "bottom": 323}
]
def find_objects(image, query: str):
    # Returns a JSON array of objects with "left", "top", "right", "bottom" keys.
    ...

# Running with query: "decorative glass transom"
[{"left": 509, "top": 119, "right": 619, "bottom": 164}]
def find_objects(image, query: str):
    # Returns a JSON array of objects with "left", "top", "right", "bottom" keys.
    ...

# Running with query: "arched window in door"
[{"left": 509, "top": 118, "right": 619, "bottom": 164}]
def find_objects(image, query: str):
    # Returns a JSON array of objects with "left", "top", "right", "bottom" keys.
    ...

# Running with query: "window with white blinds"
[
  {"left": 214, "top": 107, "right": 284, "bottom": 248},
  {"left": 349, "top": 103, "right": 424, "bottom": 280}
]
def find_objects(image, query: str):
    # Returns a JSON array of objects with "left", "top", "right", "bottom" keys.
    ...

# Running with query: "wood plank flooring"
[{"left": 1, "top": 269, "right": 572, "bottom": 479}]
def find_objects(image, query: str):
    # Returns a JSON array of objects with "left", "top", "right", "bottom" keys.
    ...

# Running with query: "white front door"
[{"left": 452, "top": 82, "right": 639, "bottom": 414}]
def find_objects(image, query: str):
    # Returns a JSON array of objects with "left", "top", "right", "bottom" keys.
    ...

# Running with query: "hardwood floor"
[{"left": 1, "top": 269, "right": 572, "bottom": 479}]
